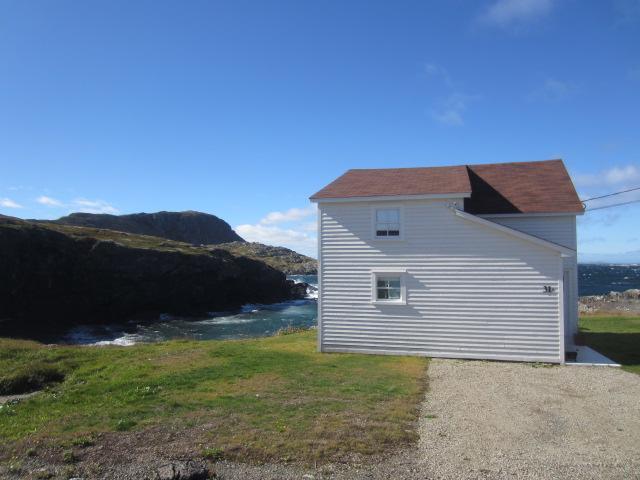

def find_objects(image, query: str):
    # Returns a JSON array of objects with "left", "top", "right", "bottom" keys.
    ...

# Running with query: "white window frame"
[
  {"left": 371, "top": 205, "right": 404, "bottom": 241},
  {"left": 371, "top": 270, "right": 407, "bottom": 305}
]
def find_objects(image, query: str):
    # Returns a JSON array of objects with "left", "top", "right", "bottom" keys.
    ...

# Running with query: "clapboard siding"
[
  {"left": 318, "top": 199, "right": 563, "bottom": 362},
  {"left": 483, "top": 215, "right": 579, "bottom": 344},
  {"left": 485, "top": 215, "right": 576, "bottom": 249}
]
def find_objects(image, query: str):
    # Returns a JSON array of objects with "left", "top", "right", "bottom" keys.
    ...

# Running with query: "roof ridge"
[{"left": 346, "top": 159, "right": 563, "bottom": 172}]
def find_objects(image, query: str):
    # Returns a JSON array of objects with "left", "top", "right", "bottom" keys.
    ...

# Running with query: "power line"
[
  {"left": 584, "top": 198, "right": 640, "bottom": 212},
  {"left": 581, "top": 186, "right": 640, "bottom": 202}
]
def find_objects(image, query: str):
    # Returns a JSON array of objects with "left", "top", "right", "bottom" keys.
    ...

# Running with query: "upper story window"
[{"left": 375, "top": 208, "right": 401, "bottom": 238}]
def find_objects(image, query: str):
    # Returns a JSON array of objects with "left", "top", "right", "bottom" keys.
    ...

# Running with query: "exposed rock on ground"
[{"left": 579, "top": 289, "right": 640, "bottom": 314}]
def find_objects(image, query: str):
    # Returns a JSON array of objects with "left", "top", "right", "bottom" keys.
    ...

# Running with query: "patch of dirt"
[{"left": 0, "top": 391, "right": 41, "bottom": 405}]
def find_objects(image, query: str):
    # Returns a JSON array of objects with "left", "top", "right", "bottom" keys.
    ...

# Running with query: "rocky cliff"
[
  {"left": 0, "top": 217, "right": 305, "bottom": 333},
  {"left": 43, "top": 210, "right": 244, "bottom": 245},
  {"left": 216, "top": 242, "right": 317, "bottom": 275}
]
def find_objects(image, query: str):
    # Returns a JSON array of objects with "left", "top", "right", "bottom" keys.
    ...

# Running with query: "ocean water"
[
  {"left": 578, "top": 264, "right": 640, "bottom": 296},
  {"left": 55, "top": 266, "right": 639, "bottom": 346},
  {"left": 59, "top": 275, "right": 318, "bottom": 346}
]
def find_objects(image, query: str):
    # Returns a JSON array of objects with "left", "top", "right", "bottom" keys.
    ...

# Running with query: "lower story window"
[{"left": 376, "top": 277, "right": 401, "bottom": 300}]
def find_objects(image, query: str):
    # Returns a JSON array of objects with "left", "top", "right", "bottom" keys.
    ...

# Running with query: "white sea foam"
[{"left": 92, "top": 336, "right": 138, "bottom": 346}]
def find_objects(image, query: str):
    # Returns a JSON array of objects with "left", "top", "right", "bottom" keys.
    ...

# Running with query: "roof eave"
[{"left": 310, "top": 192, "right": 472, "bottom": 203}]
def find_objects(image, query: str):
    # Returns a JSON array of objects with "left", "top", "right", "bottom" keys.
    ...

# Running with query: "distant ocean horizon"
[{"left": 578, "top": 263, "right": 640, "bottom": 296}]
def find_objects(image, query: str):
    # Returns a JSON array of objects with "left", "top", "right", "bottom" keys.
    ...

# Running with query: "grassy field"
[
  {"left": 0, "top": 331, "right": 427, "bottom": 466},
  {"left": 579, "top": 315, "right": 640, "bottom": 374}
]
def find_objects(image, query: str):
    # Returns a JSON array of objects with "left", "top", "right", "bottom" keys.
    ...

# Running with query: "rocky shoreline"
[
  {"left": 0, "top": 216, "right": 308, "bottom": 336},
  {"left": 579, "top": 288, "right": 640, "bottom": 314}
]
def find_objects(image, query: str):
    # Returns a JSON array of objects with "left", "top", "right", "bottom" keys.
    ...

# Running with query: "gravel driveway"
[
  {"left": 215, "top": 359, "right": 640, "bottom": 480},
  {"left": 415, "top": 359, "right": 640, "bottom": 480}
]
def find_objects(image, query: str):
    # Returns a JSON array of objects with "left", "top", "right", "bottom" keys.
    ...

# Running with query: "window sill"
[{"left": 372, "top": 300, "right": 407, "bottom": 306}]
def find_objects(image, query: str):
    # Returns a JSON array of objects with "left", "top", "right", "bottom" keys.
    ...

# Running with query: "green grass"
[
  {"left": 0, "top": 331, "right": 427, "bottom": 463},
  {"left": 579, "top": 315, "right": 640, "bottom": 375}
]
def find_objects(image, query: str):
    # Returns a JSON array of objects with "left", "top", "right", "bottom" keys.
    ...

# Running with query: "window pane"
[
  {"left": 376, "top": 276, "right": 402, "bottom": 301},
  {"left": 388, "top": 230, "right": 400, "bottom": 236},
  {"left": 388, "top": 288, "right": 401, "bottom": 299},
  {"left": 376, "top": 230, "right": 388, "bottom": 236},
  {"left": 376, "top": 209, "right": 399, "bottom": 222}
]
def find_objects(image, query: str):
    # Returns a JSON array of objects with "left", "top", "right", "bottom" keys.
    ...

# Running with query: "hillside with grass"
[
  {"left": 0, "top": 216, "right": 306, "bottom": 333},
  {"left": 0, "top": 331, "right": 427, "bottom": 478},
  {"left": 43, "top": 210, "right": 244, "bottom": 245}
]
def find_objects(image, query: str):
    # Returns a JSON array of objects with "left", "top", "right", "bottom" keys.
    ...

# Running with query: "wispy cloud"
[
  {"left": 574, "top": 165, "right": 640, "bottom": 188},
  {"left": 431, "top": 93, "right": 478, "bottom": 126},
  {"left": 36, "top": 195, "right": 64, "bottom": 207},
  {"left": 236, "top": 206, "right": 317, "bottom": 257},
  {"left": 72, "top": 199, "right": 119, "bottom": 215},
  {"left": 575, "top": 164, "right": 640, "bottom": 211},
  {"left": 478, "top": 0, "right": 555, "bottom": 28},
  {"left": 0, "top": 198, "right": 22, "bottom": 209},
  {"left": 423, "top": 63, "right": 453, "bottom": 88},
  {"left": 259, "top": 207, "right": 316, "bottom": 225},
  {"left": 614, "top": 0, "right": 640, "bottom": 25},
  {"left": 528, "top": 77, "right": 578, "bottom": 101},
  {"left": 423, "top": 63, "right": 479, "bottom": 127}
]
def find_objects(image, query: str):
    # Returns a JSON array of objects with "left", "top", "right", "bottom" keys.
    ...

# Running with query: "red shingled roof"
[{"left": 310, "top": 159, "right": 584, "bottom": 214}]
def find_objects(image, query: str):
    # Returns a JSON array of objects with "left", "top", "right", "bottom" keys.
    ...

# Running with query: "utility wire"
[
  {"left": 581, "top": 186, "right": 640, "bottom": 202},
  {"left": 584, "top": 198, "right": 640, "bottom": 212}
]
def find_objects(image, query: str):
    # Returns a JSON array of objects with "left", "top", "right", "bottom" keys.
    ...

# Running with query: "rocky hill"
[
  {"left": 43, "top": 210, "right": 244, "bottom": 245},
  {"left": 0, "top": 217, "right": 305, "bottom": 333},
  {"left": 217, "top": 242, "right": 317, "bottom": 275}
]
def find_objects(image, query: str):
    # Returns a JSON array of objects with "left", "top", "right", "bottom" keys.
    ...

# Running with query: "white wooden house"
[{"left": 310, "top": 159, "right": 583, "bottom": 363}]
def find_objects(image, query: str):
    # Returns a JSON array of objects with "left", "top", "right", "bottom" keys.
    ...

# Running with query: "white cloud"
[
  {"left": 301, "top": 221, "right": 318, "bottom": 232},
  {"left": 36, "top": 195, "right": 64, "bottom": 207},
  {"left": 236, "top": 224, "right": 317, "bottom": 257},
  {"left": 528, "top": 77, "right": 577, "bottom": 101},
  {"left": 259, "top": 206, "right": 316, "bottom": 225},
  {"left": 614, "top": 0, "right": 640, "bottom": 24},
  {"left": 71, "top": 198, "right": 119, "bottom": 215},
  {"left": 431, "top": 93, "right": 478, "bottom": 127},
  {"left": 575, "top": 165, "right": 640, "bottom": 212},
  {"left": 575, "top": 165, "right": 640, "bottom": 188},
  {"left": 479, "top": 0, "right": 554, "bottom": 27},
  {"left": 0, "top": 198, "right": 22, "bottom": 208},
  {"left": 236, "top": 206, "right": 318, "bottom": 256},
  {"left": 423, "top": 63, "right": 453, "bottom": 88}
]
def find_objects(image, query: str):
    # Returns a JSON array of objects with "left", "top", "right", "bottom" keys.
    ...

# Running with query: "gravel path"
[
  {"left": 415, "top": 359, "right": 640, "bottom": 480},
  {"left": 216, "top": 360, "right": 640, "bottom": 479}
]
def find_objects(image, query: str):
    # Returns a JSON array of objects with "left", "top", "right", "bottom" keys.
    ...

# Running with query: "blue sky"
[{"left": 1, "top": 0, "right": 639, "bottom": 260}]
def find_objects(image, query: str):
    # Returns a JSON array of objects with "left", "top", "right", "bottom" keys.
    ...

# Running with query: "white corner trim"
[
  {"left": 310, "top": 192, "right": 471, "bottom": 203},
  {"left": 453, "top": 208, "right": 576, "bottom": 256}
]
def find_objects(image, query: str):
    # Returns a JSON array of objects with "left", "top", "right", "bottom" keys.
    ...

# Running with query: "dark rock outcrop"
[
  {"left": 216, "top": 242, "right": 317, "bottom": 275},
  {"left": 0, "top": 217, "right": 304, "bottom": 333},
  {"left": 42, "top": 210, "right": 244, "bottom": 245}
]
